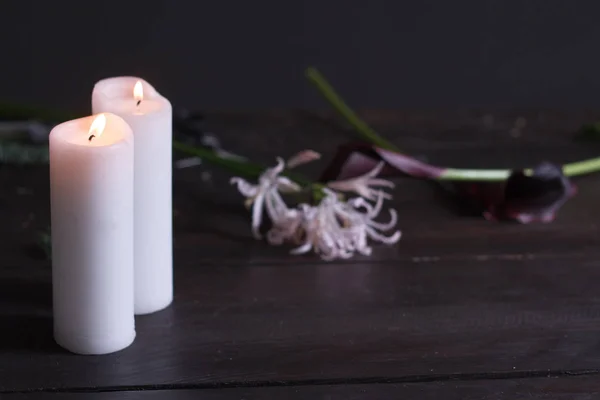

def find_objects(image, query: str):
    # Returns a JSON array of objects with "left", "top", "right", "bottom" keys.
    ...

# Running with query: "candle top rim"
[
  {"left": 50, "top": 113, "right": 133, "bottom": 149},
  {"left": 93, "top": 77, "right": 166, "bottom": 101},
  {"left": 93, "top": 77, "right": 170, "bottom": 116}
]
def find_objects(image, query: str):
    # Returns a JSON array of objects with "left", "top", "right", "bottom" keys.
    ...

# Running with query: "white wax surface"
[
  {"left": 50, "top": 113, "right": 135, "bottom": 355},
  {"left": 92, "top": 77, "right": 173, "bottom": 315}
]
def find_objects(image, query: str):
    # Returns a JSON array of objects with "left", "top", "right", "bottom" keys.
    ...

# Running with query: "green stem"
[
  {"left": 435, "top": 156, "right": 600, "bottom": 181},
  {"left": 173, "top": 140, "right": 314, "bottom": 186},
  {"left": 173, "top": 140, "right": 265, "bottom": 179},
  {"left": 305, "top": 67, "right": 399, "bottom": 151},
  {"left": 306, "top": 67, "right": 600, "bottom": 181},
  {"left": 562, "top": 156, "right": 600, "bottom": 177},
  {"left": 438, "top": 168, "right": 509, "bottom": 181},
  {"left": 0, "top": 141, "right": 49, "bottom": 164}
]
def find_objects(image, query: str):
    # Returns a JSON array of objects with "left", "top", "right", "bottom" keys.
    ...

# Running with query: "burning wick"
[
  {"left": 134, "top": 81, "right": 143, "bottom": 108},
  {"left": 87, "top": 114, "right": 106, "bottom": 143}
]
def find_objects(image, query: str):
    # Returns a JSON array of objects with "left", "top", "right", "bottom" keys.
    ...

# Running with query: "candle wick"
[
  {"left": 136, "top": 100, "right": 141, "bottom": 106},
  {"left": 88, "top": 134, "right": 95, "bottom": 142}
]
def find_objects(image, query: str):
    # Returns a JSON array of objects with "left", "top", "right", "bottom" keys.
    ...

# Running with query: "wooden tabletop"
[{"left": 2, "top": 110, "right": 600, "bottom": 399}]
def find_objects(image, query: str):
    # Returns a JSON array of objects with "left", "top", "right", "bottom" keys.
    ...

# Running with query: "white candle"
[
  {"left": 92, "top": 77, "right": 173, "bottom": 315},
  {"left": 50, "top": 113, "right": 135, "bottom": 355}
]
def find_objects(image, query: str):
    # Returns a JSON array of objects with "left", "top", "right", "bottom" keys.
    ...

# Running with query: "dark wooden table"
[{"left": 2, "top": 110, "right": 600, "bottom": 399}]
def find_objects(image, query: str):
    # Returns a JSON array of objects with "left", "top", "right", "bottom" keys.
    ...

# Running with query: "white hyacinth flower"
[
  {"left": 291, "top": 189, "right": 401, "bottom": 260},
  {"left": 326, "top": 161, "right": 394, "bottom": 200},
  {"left": 230, "top": 157, "right": 300, "bottom": 238},
  {"left": 231, "top": 153, "right": 401, "bottom": 260}
]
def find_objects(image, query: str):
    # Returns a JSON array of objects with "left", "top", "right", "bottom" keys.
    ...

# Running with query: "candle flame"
[
  {"left": 88, "top": 114, "right": 107, "bottom": 140},
  {"left": 133, "top": 80, "right": 144, "bottom": 102}
]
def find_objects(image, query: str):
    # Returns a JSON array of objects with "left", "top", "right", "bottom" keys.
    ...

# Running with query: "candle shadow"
[
  {"left": 0, "top": 278, "right": 52, "bottom": 307},
  {"left": 22, "top": 243, "right": 51, "bottom": 262},
  {"left": 0, "top": 314, "right": 58, "bottom": 353},
  {"left": 0, "top": 278, "right": 59, "bottom": 353}
]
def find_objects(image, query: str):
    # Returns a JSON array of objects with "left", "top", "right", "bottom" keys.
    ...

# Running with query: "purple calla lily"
[{"left": 319, "top": 142, "right": 576, "bottom": 223}]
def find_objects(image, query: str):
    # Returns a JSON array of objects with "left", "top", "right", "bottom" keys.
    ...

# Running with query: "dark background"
[{"left": 3, "top": 0, "right": 600, "bottom": 113}]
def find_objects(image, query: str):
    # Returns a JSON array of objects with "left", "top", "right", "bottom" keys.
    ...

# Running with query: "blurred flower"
[
  {"left": 230, "top": 157, "right": 300, "bottom": 238},
  {"left": 479, "top": 162, "right": 576, "bottom": 223},
  {"left": 291, "top": 189, "right": 401, "bottom": 260},
  {"left": 286, "top": 149, "right": 321, "bottom": 168},
  {"left": 320, "top": 142, "right": 577, "bottom": 223},
  {"left": 232, "top": 156, "right": 401, "bottom": 260},
  {"left": 326, "top": 161, "right": 394, "bottom": 200}
]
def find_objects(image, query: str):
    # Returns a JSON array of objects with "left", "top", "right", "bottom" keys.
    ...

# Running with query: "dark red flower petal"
[
  {"left": 375, "top": 147, "right": 446, "bottom": 179},
  {"left": 479, "top": 162, "right": 576, "bottom": 224},
  {"left": 319, "top": 142, "right": 446, "bottom": 181}
]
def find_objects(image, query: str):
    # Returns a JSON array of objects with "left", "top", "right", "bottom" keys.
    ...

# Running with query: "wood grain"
[
  {"left": 4, "top": 255, "right": 600, "bottom": 391},
  {"left": 3, "top": 376, "right": 600, "bottom": 399},
  {"left": 1, "top": 110, "right": 600, "bottom": 394}
]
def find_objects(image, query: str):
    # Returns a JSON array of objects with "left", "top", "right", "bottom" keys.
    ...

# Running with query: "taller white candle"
[
  {"left": 50, "top": 113, "right": 135, "bottom": 355},
  {"left": 92, "top": 77, "right": 173, "bottom": 315}
]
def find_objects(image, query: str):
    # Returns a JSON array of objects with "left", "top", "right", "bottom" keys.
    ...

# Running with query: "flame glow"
[
  {"left": 88, "top": 114, "right": 107, "bottom": 139},
  {"left": 133, "top": 80, "right": 144, "bottom": 102}
]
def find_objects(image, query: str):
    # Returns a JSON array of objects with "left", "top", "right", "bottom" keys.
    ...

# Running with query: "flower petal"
[
  {"left": 366, "top": 227, "right": 402, "bottom": 244},
  {"left": 366, "top": 209, "right": 398, "bottom": 231},
  {"left": 325, "top": 161, "right": 395, "bottom": 200},
  {"left": 230, "top": 177, "right": 259, "bottom": 197},
  {"left": 290, "top": 240, "right": 313, "bottom": 255},
  {"left": 367, "top": 179, "right": 395, "bottom": 188},
  {"left": 319, "top": 142, "right": 446, "bottom": 182},
  {"left": 479, "top": 162, "right": 575, "bottom": 223},
  {"left": 376, "top": 148, "right": 446, "bottom": 179},
  {"left": 276, "top": 176, "right": 302, "bottom": 193},
  {"left": 251, "top": 192, "right": 265, "bottom": 239},
  {"left": 286, "top": 150, "right": 321, "bottom": 169}
]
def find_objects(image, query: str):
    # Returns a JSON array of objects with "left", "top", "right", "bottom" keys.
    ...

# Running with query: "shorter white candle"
[{"left": 50, "top": 113, "right": 135, "bottom": 355}]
